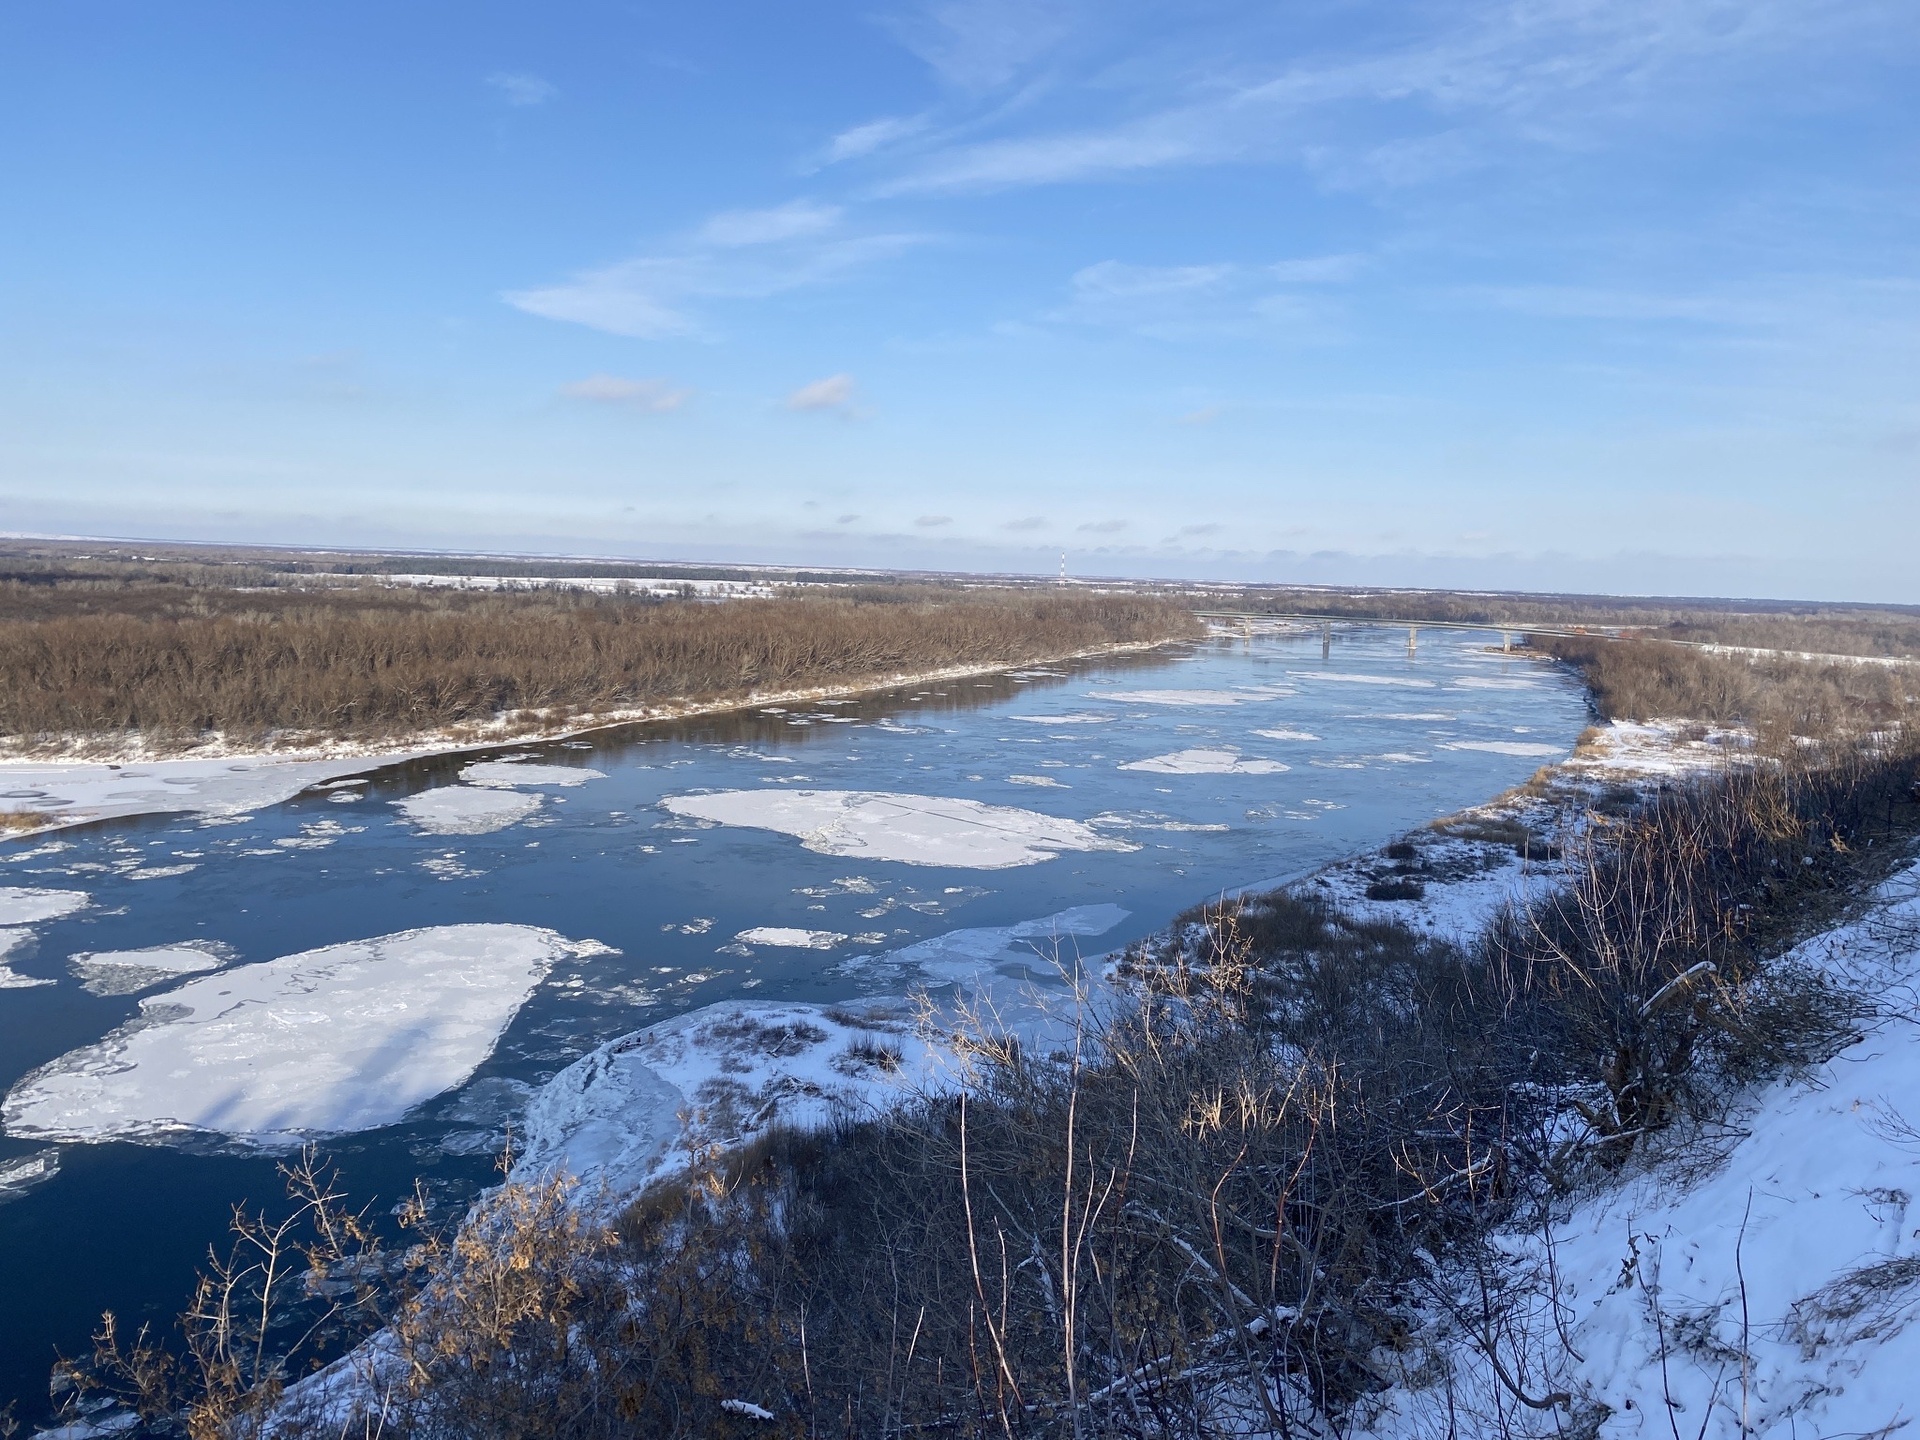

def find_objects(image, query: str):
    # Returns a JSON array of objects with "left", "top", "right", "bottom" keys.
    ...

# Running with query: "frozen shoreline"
[{"left": 0, "top": 638, "right": 1177, "bottom": 837}]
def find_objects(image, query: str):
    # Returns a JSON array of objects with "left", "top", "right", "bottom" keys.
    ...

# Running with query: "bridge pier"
[
  {"left": 1321, "top": 620, "right": 1331, "bottom": 659},
  {"left": 1407, "top": 626, "right": 1418, "bottom": 657}
]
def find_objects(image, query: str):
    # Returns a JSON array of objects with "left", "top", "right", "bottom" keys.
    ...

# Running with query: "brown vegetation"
[
  {"left": 1531, "top": 634, "right": 1919, "bottom": 747},
  {"left": 0, "top": 587, "right": 1197, "bottom": 750}
]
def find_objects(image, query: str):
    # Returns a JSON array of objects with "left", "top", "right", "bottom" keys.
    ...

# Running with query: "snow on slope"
[
  {"left": 4, "top": 924, "right": 605, "bottom": 1150},
  {"left": 1357, "top": 861, "right": 1920, "bottom": 1440}
]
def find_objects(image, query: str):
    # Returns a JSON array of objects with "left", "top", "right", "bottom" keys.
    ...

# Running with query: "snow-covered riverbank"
[{"left": 0, "top": 640, "right": 1177, "bottom": 836}]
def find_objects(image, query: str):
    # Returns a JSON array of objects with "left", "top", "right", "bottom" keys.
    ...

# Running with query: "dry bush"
[
  {"left": 0, "top": 588, "right": 1196, "bottom": 749},
  {"left": 1534, "top": 634, "right": 1919, "bottom": 750}
]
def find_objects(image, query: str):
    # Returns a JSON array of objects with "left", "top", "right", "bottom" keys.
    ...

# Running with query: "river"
[{"left": 0, "top": 624, "right": 1587, "bottom": 1413}]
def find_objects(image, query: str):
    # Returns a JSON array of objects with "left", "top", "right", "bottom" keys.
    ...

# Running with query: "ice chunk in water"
[
  {"left": 661, "top": 790, "right": 1133, "bottom": 869},
  {"left": 5, "top": 923, "right": 599, "bottom": 1150}
]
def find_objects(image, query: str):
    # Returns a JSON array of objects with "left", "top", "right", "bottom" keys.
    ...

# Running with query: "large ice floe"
[
  {"left": 1119, "top": 748, "right": 1290, "bottom": 776},
  {"left": 4, "top": 924, "right": 603, "bottom": 1150},
  {"left": 660, "top": 789, "right": 1135, "bottom": 868},
  {"left": 515, "top": 906, "right": 1129, "bottom": 1202},
  {"left": 393, "top": 787, "right": 542, "bottom": 835}
]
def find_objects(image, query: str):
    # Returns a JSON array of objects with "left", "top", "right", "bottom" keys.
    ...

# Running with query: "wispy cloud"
[
  {"left": 915, "top": 513, "right": 955, "bottom": 527},
  {"left": 506, "top": 205, "right": 929, "bottom": 339},
  {"left": 1051, "top": 258, "right": 1351, "bottom": 340},
  {"left": 486, "top": 72, "right": 557, "bottom": 107},
  {"left": 559, "top": 375, "right": 691, "bottom": 412},
  {"left": 870, "top": 0, "right": 1909, "bottom": 195},
  {"left": 699, "top": 200, "right": 842, "bottom": 247},
  {"left": 787, "top": 374, "right": 857, "bottom": 413},
  {"left": 884, "top": 0, "right": 1080, "bottom": 90},
  {"left": 821, "top": 115, "right": 929, "bottom": 165},
  {"left": 1078, "top": 518, "right": 1126, "bottom": 533},
  {"left": 1000, "top": 515, "right": 1048, "bottom": 531}
]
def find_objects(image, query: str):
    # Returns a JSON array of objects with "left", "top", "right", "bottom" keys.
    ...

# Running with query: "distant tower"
[{"left": 1059, "top": 551, "right": 1067, "bottom": 585}]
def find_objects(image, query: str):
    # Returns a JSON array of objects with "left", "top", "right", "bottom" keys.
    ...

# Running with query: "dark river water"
[{"left": 0, "top": 626, "right": 1587, "bottom": 1413}]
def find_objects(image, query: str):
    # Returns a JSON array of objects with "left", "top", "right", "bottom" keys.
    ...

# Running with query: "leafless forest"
[{"left": 0, "top": 580, "right": 1197, "bottom": 748}]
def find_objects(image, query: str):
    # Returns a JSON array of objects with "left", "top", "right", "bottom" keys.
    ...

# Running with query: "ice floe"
[
  {"left": 660, "top": 790, "right": 1134, "bottom": 869},
  {"left": 4, "top": 924, "right": 601, "bottom": 1150},
  {"left": 393, "top": 788, "right": 542, "bottom": 835},
  {"left": 1289, "top": 671, "right": 1437, "bottom": 688},
  {"left": 734, "top": 927, "right": 846, "bottom": 949},
  {"left": 0, "top": 887, "right": 89, "bottom": 925},
  {"left": 1096, "top": 689, "right": 1270, "bottom": 706},
  {"left": 857, "top": 904, "right": 1131, "bottom": 985},
  {"left": 1438, "top": 740, "right": 1564, "bottom": 757},
  {"left": 0, "top": 888, "right": 91, "bottom": 987},
  {"left": 1006, "top": 774, "right": 1068, "bottom": 787},
  {"left": 1009, "top": 713, "right": 1111, "bottom": 724},
  {"left": 0, "top": 1147, "right": 59, "bottom": 1203},
  {"left": 516, "top": 906, "right": 1131, "bottom": 1201},
  {"left": 0, "top": 752, "right": 444, "bottom": 832},
  {"left": 1119, "top": 749, "right": 1290, "bottom": 776},
  {"left": 68, "top": 941, "right": 233, "bottom": 996},
  {"left": 1252, "top": 728, "right": 1320, "bottom": 741},
  {"left": 461, "top": 761, "right": 606, "bottom": 789}
]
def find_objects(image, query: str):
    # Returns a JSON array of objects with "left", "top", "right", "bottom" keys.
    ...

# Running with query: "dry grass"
[{"left": 0, "top": 586, "right": 1197, "bottom": 750}]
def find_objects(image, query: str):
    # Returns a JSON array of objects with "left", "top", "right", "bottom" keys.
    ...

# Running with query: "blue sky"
[{"left": 2, "top": 1, "right": 1915, "bottom": 600}]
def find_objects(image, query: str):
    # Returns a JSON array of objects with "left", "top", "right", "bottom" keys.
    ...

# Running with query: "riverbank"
[{"left": 0, "top": 635, "right": 1187, "bottom": 835}]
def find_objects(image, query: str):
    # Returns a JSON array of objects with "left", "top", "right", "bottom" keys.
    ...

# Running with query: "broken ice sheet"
[
  {"left": 69, "top": 941, "right": 235, "bottom": 996},
  {"left": 394, "top": 788, "right": 542, "bottom": 835}
]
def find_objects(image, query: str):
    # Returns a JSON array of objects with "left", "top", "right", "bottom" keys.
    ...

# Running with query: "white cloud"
[
  {"left": 487, "top": 72, "right": 557, "bottom": 107},
  {"left": 506, "top": 214, "right": 929, "bottom": 340},
  {"left": 875, "top": 0, "right": 1910, "bottom": 195},
  {"left": 508, "top": 259, "right": 701, "bottom": 339},
  {"left": 884, "top": 0, "right": 1079, "bottom": 90},
  {"left": 1053, "top": 258, "right": 1345, "bottom": 340},
  {"left": 699, "top": 200, "right": 842, "bottom": 247},
  {"left": 559, "top": 375, "right": 691, "bottom": 412},
  {"left": 824, "top": 115, "right": 928, "bottom": 164},
  {"left": 787, "top": 373, "right": 857, "bottom": 412}
]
